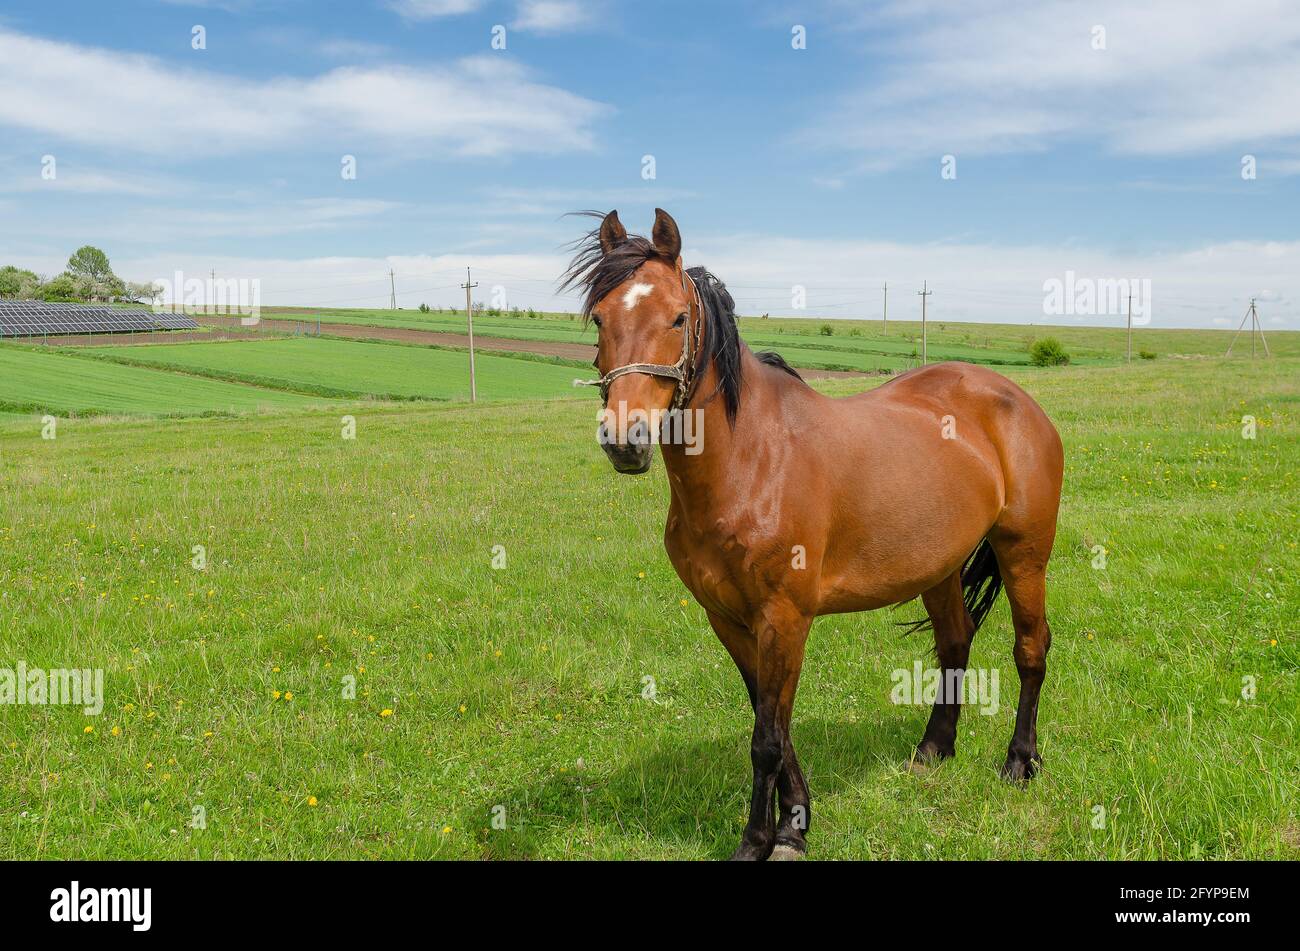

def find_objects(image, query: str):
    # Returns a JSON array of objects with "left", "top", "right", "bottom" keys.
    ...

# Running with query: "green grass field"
[
  {"left": 0, "top": 328, "right": 1294, "bottom": 860},
  {"left": 254, "top": 305, "right": 1300, "bottom": 371},
  {"left": 83, "top": 337, "right": 582, "bottom": 403},
  {"left": 0, "top": 346, "right": 340, "bottom": 417}
]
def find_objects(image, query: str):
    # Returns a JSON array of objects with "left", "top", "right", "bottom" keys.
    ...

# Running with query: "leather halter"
[{"left": 575, "top": 266, "right": 705, "bottom": 411}]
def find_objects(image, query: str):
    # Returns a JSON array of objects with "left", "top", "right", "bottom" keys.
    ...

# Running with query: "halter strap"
[{"left": 574, "top": 265, "right": 705, "bottom": 411}]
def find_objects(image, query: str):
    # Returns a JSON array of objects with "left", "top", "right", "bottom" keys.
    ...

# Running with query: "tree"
[
  {"left": 1029, "top": 337, "right": 1071, "bottom": 367},
  {"left": 122, "top": 281, "right": 163, "bottom": 305},
  {"left": 0, "top": 265, "right": 41, "bottom": 299},
  {"left": 66, "top": 245, "right": 115, "bottom": 284},
  {"left": 40, "top": 273, "right": 84, "bottom": 301}
]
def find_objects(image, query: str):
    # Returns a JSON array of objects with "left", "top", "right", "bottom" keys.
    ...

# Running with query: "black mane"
[{"left": 561, "top": 211, "right": 803, "bottom": 423}]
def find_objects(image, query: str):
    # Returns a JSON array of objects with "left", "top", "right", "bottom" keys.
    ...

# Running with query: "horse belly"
[{"left": 815, "top": 435, "right": 1003, "bottom": 614}]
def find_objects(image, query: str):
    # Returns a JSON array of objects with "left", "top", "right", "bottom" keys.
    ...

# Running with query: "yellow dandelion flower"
[
  {"left": 458, "top": 704, "right": 467, "bottom": 713},
  {"left": 442, "top": 825, "right": 452, "bottom": 834},
  {"left": 380, "top": 708, "right": 394, "bottom": 718},
  {"left": 83, "top": 725, "right": 94, "bottom": 734},
  {"left": 111, "top": 726, "right": 121, "bottom": 737},
  {"left": 679, "top": 599, "right": 688, "bottom": 606},
  {"left": 272, "top": 690, "right": 282, "bottom": 700},
  {"left": 272, "top": 666, "right": 281, "bottom": 673},
  {"left": 637, "top": 571, "right": 646, "bottom": 579},
  {"left": 307, "top": 796, "right": 319, "bottom": 807}
]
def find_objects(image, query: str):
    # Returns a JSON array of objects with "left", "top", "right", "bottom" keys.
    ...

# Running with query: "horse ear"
[
  {"left": 651, "top": 207, "right": 681, "bottom": 261},
  {"left": 598, "top": 210, "right": 627, "bottom": 256}
]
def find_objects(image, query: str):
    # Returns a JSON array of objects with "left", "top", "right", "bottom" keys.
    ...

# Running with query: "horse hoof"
[
  {"left": 729, "top": 842, "right": 772, "bottom": 861},
  {"left": 907, "top": 743, "right": 952, "bottom": 774},
  {"left": 768, "top": 844, "right": 806, "bottom": 862},
  {"left": 1000, "top": 753, "right": 1041, "bottom": 785}
]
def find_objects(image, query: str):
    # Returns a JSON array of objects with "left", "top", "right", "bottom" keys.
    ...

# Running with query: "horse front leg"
[
  {"left": 731, "top": 602, "right": 812, "bottom": 861},
  {"left": 708, "top": 609, "right": 810, "bottom": 859}
]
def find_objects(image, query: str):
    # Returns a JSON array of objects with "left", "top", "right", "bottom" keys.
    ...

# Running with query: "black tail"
[{"left": 897, "top": 539, "right": 1004, "bottom": 636}]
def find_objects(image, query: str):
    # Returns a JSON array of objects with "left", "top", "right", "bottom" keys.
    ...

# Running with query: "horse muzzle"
[{"left": 598, "top": 418, "right": 653, "bottom": 475}]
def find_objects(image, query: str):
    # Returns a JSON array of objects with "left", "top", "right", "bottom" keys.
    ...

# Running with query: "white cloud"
[
  {"left": 0, "top": 28, "right": 610, "bottom": 158},
  {"left": 385, "top": 0, "right": 482, "bottom": 20},
  {"left": 512, "top": 1, "right": 593, "bottom": 34},
  {"left": 691, "top": 234, "right": 1298, "bottom": 328},
  {"left": 803, "top": 0, "right": 1300, "bottom": 168},
  {"left": 4, "top": 234, "right": 1287, "bottom": 328},
  {"left": 315, "top": 38, "right": 391, "bottom": 58},
  {"left": 9, "top": 197, "right": 404, "bottom": 247},
  {"left": 0, "top": 165, "right": 175, "bottom": 196}
]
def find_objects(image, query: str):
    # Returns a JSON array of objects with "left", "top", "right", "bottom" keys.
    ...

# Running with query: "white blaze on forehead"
[{"left": 621, "top": 282, "right": 654, "bottom": 309}]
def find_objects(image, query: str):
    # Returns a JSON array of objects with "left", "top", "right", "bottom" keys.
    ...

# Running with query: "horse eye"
[
  {"left": 591, "top": 315, "right": 602, "bottom": 328},
  {"left": 672, "top": 312, "right": 687, "bottom": 328}
]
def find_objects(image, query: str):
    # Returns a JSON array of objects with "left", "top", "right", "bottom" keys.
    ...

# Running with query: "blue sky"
[{"left": 1, "top": 0, "right": 1298, "bottom": 327}]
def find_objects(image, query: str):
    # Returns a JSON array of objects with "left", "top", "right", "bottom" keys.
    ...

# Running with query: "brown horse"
[{"left": 564, "top": 209, "right": 1064, "bottom": 861}]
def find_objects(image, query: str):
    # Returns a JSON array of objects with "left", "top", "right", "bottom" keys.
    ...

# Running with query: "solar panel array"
[
  {"left": 0, "top": 301, "right": 200, "bottom": 337},
  {"left": 151, "top": 312, "right": 203, "bottom": 331}
]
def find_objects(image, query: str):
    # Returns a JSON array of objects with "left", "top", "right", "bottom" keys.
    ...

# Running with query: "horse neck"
[{"left": 659, "top": 346, "right": 772, "bottom": 506}]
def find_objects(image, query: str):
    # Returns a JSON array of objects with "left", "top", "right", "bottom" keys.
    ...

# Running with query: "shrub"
[
  {"left": 819, "top": 323, "right": 833, "bottom": 336},
  {"left": 418, "top": 302, "right": 430, "bottom": 313},
  {"left": 1029, "top": 337, "right": 1070, "bottom": 366},
  {"left": 1139, "top": 349, "right": 1156, "bottom": 360}
]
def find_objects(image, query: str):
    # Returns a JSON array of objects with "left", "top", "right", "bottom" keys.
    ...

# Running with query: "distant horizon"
[{"left": 164, "top": 299, "right": 1297, "bottom": 334}]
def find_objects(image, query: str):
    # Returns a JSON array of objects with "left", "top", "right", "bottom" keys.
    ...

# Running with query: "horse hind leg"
[
  {"left": 913, "top": 570, "right": 976, "bottom": 765},
  {"left": 987, "top": 535, "right": 1052, "bottom": 783}
]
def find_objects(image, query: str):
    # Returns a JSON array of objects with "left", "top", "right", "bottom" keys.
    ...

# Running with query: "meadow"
[
  {"left": 256, "top": 304, "right": 1300, "bottom": 369},
  {"left": 84, "top": 336, "right": 581, "bottom": 403},
  {"left": 0, "top": 345, "right": 338, "bottom": 417},
  {"left": 0, "top": 324, "right": 1295, "bottom": 860}
]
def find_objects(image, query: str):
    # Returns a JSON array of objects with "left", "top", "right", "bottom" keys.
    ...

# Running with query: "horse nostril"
[
  {"left": 597, "top": 422, "right": 611, "bottom": 445},
  {"left": 627, "top": 420, "right": 650, "bottom": 447}
]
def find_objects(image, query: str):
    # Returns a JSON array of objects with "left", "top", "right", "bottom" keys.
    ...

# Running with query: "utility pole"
[
  {"left": 882, "top": 281, "right": 888, "bottom": 335},
  {"left": 1225, "top": 298, "right": 1271, "bottom": 359},
  {"left": 917, "top": 281, "right": 932, "bottom": 365},
  {"left": 388, "top": 268, "right": 397, "bottom": 311},
  {"left": 461, "top": 267, "right": 479, "bottom": 402},
  {"left": 1126, "top": 291, "right": 1133, "bottom": 362}
]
